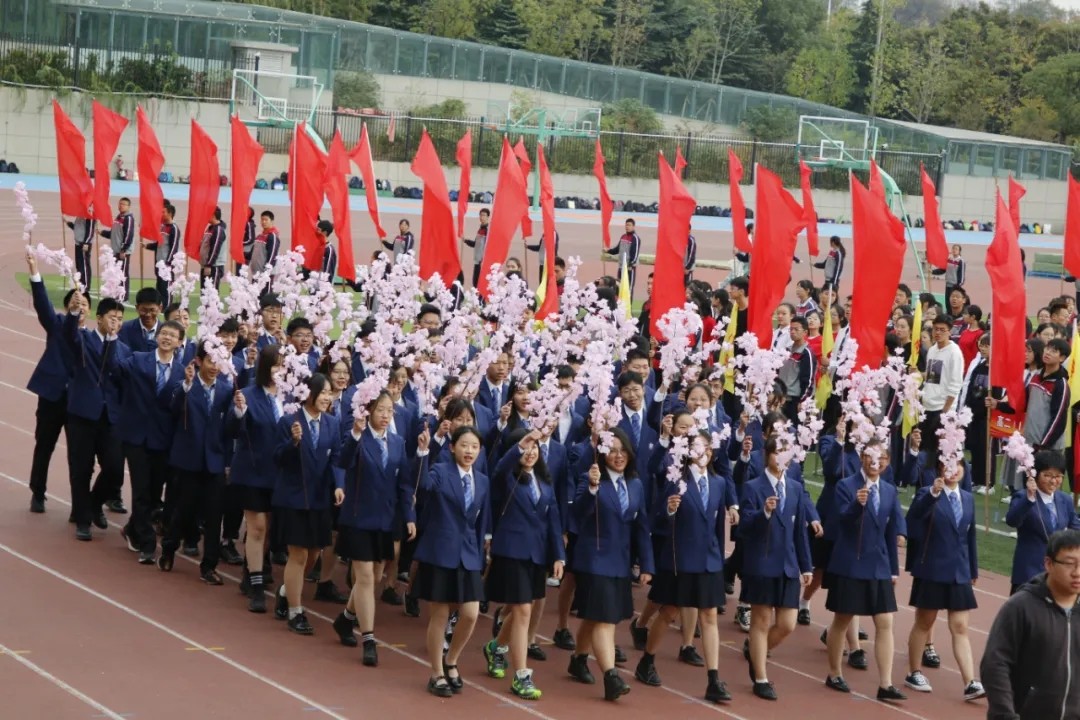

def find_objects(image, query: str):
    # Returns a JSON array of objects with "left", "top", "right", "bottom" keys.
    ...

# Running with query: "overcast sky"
[{"left": 1054, "top": 0, "right": 1080, "bottom": 9}]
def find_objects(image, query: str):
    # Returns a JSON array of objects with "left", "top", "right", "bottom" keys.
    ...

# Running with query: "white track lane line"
[{"left": 0, "top": 640, "right": 129, "bottom": 720}]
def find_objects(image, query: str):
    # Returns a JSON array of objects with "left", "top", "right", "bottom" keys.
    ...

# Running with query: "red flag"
[
  {"left": 135, "top": 107, "right": 165, "bottom": 242},
  {"left": 387, "top": 115, "right": 396, "bottom": 144},
  {"left": 651, "top": 155, "right": 697, "bottom": 340},
  {"left": 850, "top": 175, "right": 907, "bottom": 372},
  {"left": 920, "top": 165, "right": 949, "bottom": 270},
  {"left": 92, "top": 100, "right": 128, "bottom": 225},
  {"left": 513, "top": 138, "right": 534, "bottom": 237},
  {"left": 799, "top": 160, "right": 820, "bottom": 257},
  {"left": 728, "top": 149, "right": 751, "bottom": 254},
  {"left": 52, "top": 101, "right": 92, "bottom": 218},
  {"left": 289, "top": 125, "right": 327, "bottom": 271},
  {"left": 1009, "top": 176, "right": 1026, "bottom": 235},
  {"left": 455, "top": 130, "right": 473, "bottom": 239},
  {"left": 536, "top": 143, "right": 559, "bottom": 321},
  {"left": 229, "top": 115, "right": 264, "bottom": 266},
  {"left": 348, "top": 124, "right": 386, "bottom": 239},
  {"left": 479, "top": 137, "right": 530, "bottom": 298},
  {"left": 593, "top": 138, "right": 614, "bottom": 249},
  {"left": 674, "top": 146, "right": 687, "bottom": 177},
  {"left": 184, "top": 120, "right": 220, "bottom": 258},
  {"left": 326, "top": 131, "right": 355, "bottom": 282},
  {"left": 869, "top": 159, "right": 886, "bottom": 201},
  {"left": 747, "top": 168, "right": 806, "bottom": 348},
  {"left": 987, "top": 191, "right": 1028, "bottom": 415},
  {"left": 410, "top": 129, "right": 460, "bottom": 285},
  {"left": 1065, "top": 174, "right": 1080, "bottom": 278}
]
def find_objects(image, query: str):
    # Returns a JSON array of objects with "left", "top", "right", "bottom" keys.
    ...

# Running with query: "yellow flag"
[
  {"left": 821, "top": 305, "right": 834, "bottom": 359},
  {"left": 536, "top": 262, "right": 549, "bottom": 306},
  {"left": 909, "top": 301, "right": 922, "bottom": 369},
  {"left": 1067, "top": 321, "right": 1080, "bottom": 443},
  {"left": 902, "top": 371, "right": 922, "bottom": 438},
  {"left": 618, "top": 256, "right": 632, "bottom": 320},
  {"left": 721, "top": 304, "right": 738, "bottom": 393}
]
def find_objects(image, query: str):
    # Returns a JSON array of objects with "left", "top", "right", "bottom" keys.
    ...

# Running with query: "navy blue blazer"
[
  {"left": 392, "top": 400, "right": 420, "bottom": 456},
  {"left": 338, "top": 428, "right": 414, "bottom": 530},
  {"left": 738, "top": 475, "right": 813, "bottom": 580},
  {"left": 27, "top": 278, "right": 74, "bottom": 402},
  {"left": 571, "top": 472, "right": 654, "bottom": 578},
  {"left": 828, "top": 474, "right": 907, "bottom": 581},
  {"left": 272, "top": 411, "right": 345, "bottom": 510},
  {"left": 654, "top": 471, "right": 732, "bottom": 574},
  {"left": 489, "top": 445, "right": 565, "bottom": 566},
  {"left": 1006, "top": 490, "right": 1080, "bottom": 586},
  {"left": 552, "top": 409, "right": 586, "bottom": 447},
  {"left": 62, "top": 314, "right": 126, "bottom": 423},
  {"left": 735, "top": 454, "right": 820, "bottom": 526},
  {"left": 474, "top": 381, "right": 510, "bottom": 418},
  {"left": 118, "top": 318, "right": 159, "bottom": 353},
  {"left": 563, "top": 438, "right": 596, "bottom": 535},
  {"left": 903, "top": 452, "right": 974, "bottom": 493},
  {"left": 816, "top": 435, "right": 857, "bottom": 538},
  {"left": 617, "top": 410, "right": 659, "bottom": 509},
  {"left": 414, "top": 460, "right": 491, "bottom": 572},
  {"left": 906, "top": 487, "right": 978, "bottom": 584},
  {"left": 225, "top": 386, "right": 284, "bottom": 490},
  {"left": 168, "top": 375, "right": 233, "bottom": 473},
  {"left": 109, "top": 350, "right": 184, "bottom": 451}
]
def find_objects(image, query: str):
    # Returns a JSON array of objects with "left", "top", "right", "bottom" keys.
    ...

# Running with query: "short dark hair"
[
  {"left": 625, "top": 348, "right": 649, "bottom": 364},
  {"left": 554, "top": 256, "right": 566, "bottom": 269},
  {"left": 305, "top": 372, "right": 330, "bottom": 401},
  {"left": 286, "top": 317, "right": 313, "bottom": 336},
  {"left": 96, "top": 297, "right": 124, "bottom": 317},
  {"left": 617, "top": 371, "right": 644, "bottom": 390},
  {"left": 213, "top": 206, "right": 222, "bottom": 221},
  {"left": 966, "top": 304, "right": 983, "bottom": 321},
  {"left": 479, "top": 208, "right": 490, "bottom": 217},
  {"left": 1049, "top": 300, "right": 1069, "bottom": 315},
  {"left": 218, "top": 317, "right": 240, "bottom": 335},
  {"left": 896, "top": 283, "right": 912, "bottom": 302},
  {"left": 1046, "top": 529, "right": 1080, "bottom": 559},
  {"left": 931, "top": 314, "right": 953, "bottom": 328},
  {"left": 158, "top": 319, "right": 186, "bottom": 341},
  {"left": 418, "top": 303, "right": 441, "bottom": 321},
  {"left": 63, "top": 287, "right": 91, "bottom": 307},
  {"left": 790, "top": 316, "right": 809, "bottom": 332},
  {"left": 1035, "top": 450, "right": 1067, "bottom": 474},
  {"left": 134, "top": 287, "right": 161, "bottom": 307},
  {"left": 255, "top": 345, "right": 281, "bottom": 388},
  {"left": 164, "top": 302, "right": 182, "bottom": 319},
  {"left": 261, "top": 210, "right": 275, "bottom": 221},
  {"left": 119, "top": 196, "right": 131, "bottom": 204},
  {"left": 317, "top": 220, "right": 334, "bottom": 236},
  {"left": 1046, "top": 338, "right": 1071, "bottom": 359},
  {"left": 729, "top": 276, "right": 749, "bottom": 294}
]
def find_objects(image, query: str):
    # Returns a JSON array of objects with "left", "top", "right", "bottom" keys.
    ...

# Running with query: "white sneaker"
[
  {"left": 975, "top": 486, "right": 987, "bottom": 495},
  {"left": 546, "top": 576, "right": 561, "bottom": 587},
  {"left": 904, "top": 671, "right": 933, "bottom": 693},
  {"left": 963, "top": 680, "right": 986, "bottom": 701},
  {"left": 1001, "top": 494, "right": 1013, "bottom": 505}
]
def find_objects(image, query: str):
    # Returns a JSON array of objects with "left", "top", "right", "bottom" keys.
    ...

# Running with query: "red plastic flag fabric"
[
  {"left": 1009, "top": 175, "right": 1026, "bottom": 236},
  {"left": 289, "top": 125, "right": 327, "bottom": 271},
  {"left": 326, "top": 131, "right": 355, "bottom": 282},
  {"left": 869, "top": 159, "right": 886, "bottom": 201},
  {"left": 728, "top": 149, "right": 751, "bottom": 254},
  {"left": 593, "top": 138, "right": 614, "bottom": 249},
  {"left": 799, "top": 160, "right": 820, "bottom": 257},
  {"left": 53, "top": 100, "right": 92, "bottom": 218},
  {"left": 674, "top": 145, "right": 688, "bottom": 176},
  {"left": 229, "top": 115, "right": 264, "bottom": 265},
  {"left": 136, "top": 107, "right": 165, "bottom": 242},
  {"left": 348, "top": 124, "right": 386, "bottom": 239},
  {"left": 479, "top": 137, "right": 530, "bottom": 298},
  {"left": 92, "top": 100, "right": 128, "bottom": 225},
  {"left": 920, "top": 165, "right": 949, "bottom": 270},
  {"left": 535, "top": 143, "right": 559, "bottom": 321},
  {"left": 410, "top": 129, "right": 460, "bottom": 285},
  {"left": 651, "top": 154, "right": 697, "bottom": 340},
  {"left": 1065, "top": 174, "right": 1080, "bottom": 279},
  {"left": 455, "top": 129, "right": 472, "bottom": 239},
  {"left": 184, "top": 120, "right": 220, "bottom": 257},
  {"left": 987, "top": 191, "right": 1028, "bottom": 415},
  {"left": 513, "top": 138, "right": 533, "bottom": 237}
]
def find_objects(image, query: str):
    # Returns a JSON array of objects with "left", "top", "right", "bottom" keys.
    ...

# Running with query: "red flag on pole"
[
  {"left": 289, "top": 125, "right": 327, "bottom": 271},
  {"left": 455, "top": 129, "right": 472, "bottom": 239},
  {"left": 479, "top": 137, "right": 530, "bottom": 298},
  {"left": 850, "top": 174, "right": 908, "bottom": 372},
  {"left": 593, "top": 138, "right": 614, "bottom": 249},
  {"left": 52, "top": 101, "right": 92, "bottom": 218},
  {"left": 651, "top": 154, "right": 697, "bottom": 340},
  {"left": 135, "top": 107, "right": 165, "bottom": 242},
  {"left": 326, "top": 131, "right": 355, "bottom": 282},
  {"left": 987, "top": 191, "right": 1028, "bottom": 415},
  {"left": 348, "top": 124, "right": 386, "bottom": 240},
  {"left": 410, "top": 129, "right": 460, "bottom": 285},
  {"left": 386, "top": 115, "right": 396, "bottom": 144},
  {"left": 674, "top": 145, "right": 688, "bottom": 177},
  {"left": 869, "top": 159, "right": 886, "bottom": 201},
  {"left": 1009, "top": 175, "right": 1026, "bottom": 235},
  {"left": 513, "top": 138, "right": 533, "bottom": 237},
  {"left": 535, "top": 143, "right": 559, "bottom": 321},
  {"left": 184, "top": 120, "right": 220, "bottom": 258},
  {"left": 92, "top": 100, "right": 128, "bottom": 225},
  {"left": 747, "top": 168, "right": 806, "bottom": 348},
  {"left": 728, "top": 149, "right": 751, "bottom": 254},
  {"left": 1065, "top": 174, "right": 1080, "bottom": 279},
  {"left": 920, "top": 165, "right": 949, "bottom": 270},
  {"left": 799, "top": 160, "right": 820, "bottom": 257},
  {"left": 229, "top": 115, "right": 264, "bottom": 266}
]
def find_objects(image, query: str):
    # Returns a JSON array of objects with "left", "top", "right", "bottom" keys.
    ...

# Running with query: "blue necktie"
[
  {"left": 776, "top": 478, "right": 785, "bottom": 507},
  {"left": 869, "top": 483, "right": 879, "bottom": 514},
  {"left": 378, "top": 435, "right": 388, "bottom": 469},
  {"left": 491, "top": 385, "right": 500, "bottom": 410},
  {"left": 1048, "top": 500, "right": 1059, "bottom": 530},
  {"left": 463, "top": 473, "right": 474, "bottom": 509},
  {"left": 616, "top": 478, "right": 629, "bottom": 514},
  {"left": 629, "top": 413, "right": 641, "bottom": 445},
  {"left": 206, "top": 385, "right": 213, "bottom": 413},
  {"left": 271, "top": 397, "right": 281, "bottom": 422},
  {"left": 529, "top": 473, "right": 540, "bottom": 505},
  {"left": 155, "top": 362, "right": 168, "bottom": 393},
  {"left": 540, "top": 444, "right": 549, "bottom": 463},
  {"left": 949, "top": 492, "right": 962, "bottom": 526},
  {"left": 310, "top": 418, "right": 319, "bottom": 445},
  {"left": 698, "top": 476, "right": 709, "bottom": 509}
]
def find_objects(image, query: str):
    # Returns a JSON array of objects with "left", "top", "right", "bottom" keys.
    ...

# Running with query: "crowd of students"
[{"left": 22, "top": 208, "right": 1080, "bottom": 713}]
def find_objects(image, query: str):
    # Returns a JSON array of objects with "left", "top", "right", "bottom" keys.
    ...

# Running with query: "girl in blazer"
[
  {"left": 413, "top": 425, "right": 488, "bottom": 698},
  {"left": 482, "top": 428, "right": 565, "bottom": 700},
  {"left": 271, "top": 373, "right": 345, "bottom": 636},
  {"left": 738, "top": 435, "right": 813, "bottom": 702},
  {"left": 637, "top": 430, "right": 737, "bottom": 704},
  {"left": 1005, "top": 450, "right": 1080, "bottom": 593},
  {"left": 331, "top": 391, "right": 417, "bottom": 667},
  {"left": 225, "top": 345, "right": 283, "bottom": 612},
  {"left": 903, "top": 461, "right": 985, "bottom": 700},
  {"left": 568, "top": 427, "right": 654, "bottom": 702}
]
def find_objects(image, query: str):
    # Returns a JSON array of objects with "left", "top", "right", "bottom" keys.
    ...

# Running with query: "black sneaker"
[
  {"left": 248, "top": 589, "right": 267, "bottom": 614},
  {"left": 75, "top": 524, "right": 92, "bottom": 542},
  {"left": 553, "top": 627, "right": 576, "bottom": 651},
  {"left": 629, "top": 617, "right": 647, "bottom": 651},
  {"left": 120, "top": 527, "right": 138, "bottom": 553},
  {"left": 679, "top": 645, "right": 705, "bottom": 667},
  {"left": 527, "top": 643, "right": 547, "bottom": 661},
  {"left": 158, "top": 552, "right": 174, "bottom": 572},
  {"left": 568, "top": 654, "right": 595, "bottom": 684},
  {"left": 735, "top": 606, "right": 751, "bottom": 632},
  {"left": 314, "top": 580, "right": 348, "bottom": 604},
  {"left": 181, "top": 544, "right": 200, "bottom": 558},
  {"left": 220, "top": 541, "right": 243, "bottom": 566},
  {"left": 274, "top": 587, "right": 288, "bottom": 620},
  {"left": 725, "top": 581, "right": 735, "bottom": 595},
  {"left": 847, "top": 649, "right": 869, "bottom": 670},
  {"left": 797, "top": 607, "right": 811, "bottom": 626},
  {"left": 332, "top": 613, "right": 358, "bottom": 647},
  {"left": 380, "top": 587, "right": 404, "bottom": 606},
  {"left": 92, "top": 508, "right": 108, "bottom": 530},
  {"left": 858, "top": 629, "right": 869, "bottom": 641},
  {"left": 603, "top": 669, "right": 630, "bottom": 701},
  {"left": 877, "top": 685, "right": 907, "bottom": 702},
  {"left": 614, "top": 645, "right": 627, "bottom": 664},
  {"left": 752, "top": 681, "right": 777, "bottom": 701},
  {"left": 705, "top": 679, "right": 732, "bottom": 703},
  {"left": 29, "top": 495, "right": 45, "bottom": 513},
  {"left": 105, "top": 498, "right": 127, "bottom": 514},
  {"left": 137, "top": 550, "right": 156, "bottom": 565},
  {"left": 362, "top": 639, "right": 378, "bottom": 667},
  {"left": 826, "top": 676, "right": 851, "bottom": 693},
  {"left": 403, "top": 592, "right": 420, "bottom": 618},
  {"left": 634, "top": 657, "right": 661, "bottom": 686},
  {"left": 288, "top": 612, "right": 314, "bottom": 635},
  {"left": 922, "top": 645, "right": 941, "bottom": 669}
]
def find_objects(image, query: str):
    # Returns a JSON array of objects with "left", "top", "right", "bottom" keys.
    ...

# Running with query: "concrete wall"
[{"left": 0, "top": 88, "right": 1068, "bottom": 228}]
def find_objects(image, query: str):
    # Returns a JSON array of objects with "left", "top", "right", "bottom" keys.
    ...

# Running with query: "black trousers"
[
  {"left": 920, "top": 410, "right": 943, "bottom": 456},
  {"left": 203, "top": 266, "right": 224, "bottom": 289},
  {"left": 221, "top": 483, "right": 244, "bottom": 541},
  {"left": 627, "top": 266, "right": 637, "bottom": 301},
  {"left": 472, "top": 263, "right": 482, "bottom": 288},
  {"left": 66, "top": 414, "right": 123, "bottom": 526},
  {"left": 155, "top": 276, "right": 169, "bottom": 305},
  {"left": 75, "top": 246, "right": 93, "bottom": 289},
  {"left": 967, "top": 415, "right": 996, "bottom": 488},
  {"left": 163, "top": 470, "right": 224, "bottom": 572},
  {"left": 119, "top": 253, "right": 131, "bottom": 297},
  {"left": 123, "top": 444, "right": 170, "bottom": 553},
  {"left": 30, "top": 394, "right": 67, "bottom": 498}
]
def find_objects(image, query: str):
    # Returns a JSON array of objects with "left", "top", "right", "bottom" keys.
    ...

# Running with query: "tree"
[
  {"left": 1007, "top": 97, "right": 1061, "bottom": 142},
  {"left": 410, "top": 0, "right": 494, "bottom": 40},
  {"left": 608, "top": 0, "right": 653, "bottom": 68},
  {"left": 706, "top": 0, "right": 761, "bottom": 85},
  {"left": 476, "top": 3, "right": 527, "bottom": 49},
  {"left": 333, "top": 71, "right": 381, "bottom": 110},
  {"left": 1023, "top": 52, "right": 1080, "bottom": 141},
  {"left": 513, "top": 0, "right": 606, "bottom": 60},
  {"left": 786, "top": 42, "right": 857, "bottom": 108},
  {"left": 893, "top": 27, "right": 949, "bottom": 123}
]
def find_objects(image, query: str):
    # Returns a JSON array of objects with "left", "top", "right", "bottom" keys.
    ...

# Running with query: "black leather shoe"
[
  {"left": 380, "top": 587, "right": 404, "bottom": 606},
  {"left": 427, "top": 676, "right": 452, "bottom": 698},
  {"left": 629, "top": 618, "right": 647, "bottom": 651},
  {"left": 248, "top": 590, "right": 267, "bottom": 614},
  {"left": 274, "top": 587, "right": 288, "bottom": 620},
  {"left": 752, "top": 680, "right": 778, "bottom": 701},
  {"left": 137, "top": 550, "right": 156, "bottom": 565},
  {"left": 614, "top": 645, "right": 627, "bottom": 664},
  {"left": 271, "top": 551, "right": 288, "bottom": 565},
  {"left": 679, "top": 645, "right": 705, "bottom": 667},
  {"left": 725, "top": 581, "right": 735, "bottom": 595},
  {"left": 362, "top": 639, "right": 378, "bottom": 667},
  {"left": 92, "top": 509, "right": 108, "bottom": 530},
  {"left": 847, "top": 649, "right": 869, "bottom": 670},
  {"left": 705, "top": 679, "right": 732, "bottom": 703},
  {"left": 220, "top": 541, "right": 244, "bottom": 566},
  {"left": 288, "top": 612, "right": 314, "bottom": 635},
  {"left": 553, "top": 628, "right": 576, "bottom": 651},
  {"left": 877, "top": 685, "right": 907, "bottom": 702},
  {"left": 29, "top": 495, "right": 45, "bottom": 513},
  {"left": 158, "top": 553, "right": 174, "bottom": 572},
  {"left": 568, "top": 654, "right": 595, "bottom": 684},
  {"left": 527, "top": 643, "right": 546, "bottom": 661},
  {"left": 634, "top": 657, "right": 661, "bottom": 687},
  {"left": 120, "top": 527, "right": 138, "bottom": 552},
  {"left": 826, "top": 675, "right": 851, "bottom": 693},
  {"left": 859, "top": 629, "right": 869, "bottom": 641},
  {"left": 921, "top": 644, "right": 941, "bottom": 668},
  {"left": 105, "top": 498, "right": 127, "bottom": 514},
  {"left": 404, "top": 592, "right": 420, "bottom": 618},
  {"left": 445, "top": 664, "right": 463, "bottom": 693},
  {"left": 200, "top": 569, "right": 224, "bottom": 586},
  {"left": 332, "top": 613, "right": 358, "bottom": 647},
  {"left": 75, "top": 525, "right": 92, "bottom": 542},
  {"left": 603, "top": 669, "right": 630, "bottom": 701},
  {"left": 797, "top": 608, "right": 811, "bottom": 626},
  {"left": 315, "top": 581, "right": 348, "bottom": 604}
]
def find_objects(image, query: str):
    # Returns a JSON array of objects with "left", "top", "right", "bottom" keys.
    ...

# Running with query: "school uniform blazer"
[
  {"left": 391, "top": 400, "right": 420, "bottom": 457},
  {"left": 903, "top": 452, "right": 974, "bottom": 494},
  {"left": 402, "top": 381, "right": 419, "bottom": 409},
  {"left": 232, "top": 351, "right": 253, "bottom": 390},
  {"left": 617, "top": 410, "right": 659, "bottom": 509},
  {"left": 489, "top": 446, "right": 565, "bottom": 566},
  {"left": 338, "top": 428, "right": 414, "bottom": 530},
  {"left": 654, "top": 472, "right": 731, "bottom": 574},
  {"left": 828, "top": 474, "right": 907, "bottom": 581},
  {"left": 571, "top": 473, "right": 654, "bottom": 579},
  {"left": 562, "top": 439, "right": 596, "bottom": 535},
  {"left": 225, "top": 386, "right": 284, "bottom": 490},
  {"left": 27, "top": 278, "right": 74, "bottom": 402},
  {"left": 118, "top": 318, "right": 159, "bottom": 353},
  {"left": 1006, "top": 490, "right": 1080, "bottom": 586},
  {"left": 738, "top": 476, "right": 813, "bottom": 580},
  {"left": 530, "top": 441, "right": 571, "bottom": 536},
  {"left": 109, "top": 350, "right": 184, "bottom": 451},
  {"left": 907, "top": 487, "right": 978, "bottom": 584},
  {"left": 62, "top": 313, "right": 126, "bottom": 423},
  {"left": 414, "top": 460, "right": 491, "bottom": 572},
  {"left": 553, "top": 408, "right": 586, "bottom": 447},
  {"left": 734, "top": 454, "right": 819, "bottom": 524},
  {"left": 474, "top": 381, "right": 509, "bottom": 418},
  {"left": 816, "top": 435, "right": 859, "bottom": 540},
  {"left": 168, "top": 376, "right": 233, "bottom": 473},
  {"left": 272, "top": 411, "right": 345, "bottom": 510}
]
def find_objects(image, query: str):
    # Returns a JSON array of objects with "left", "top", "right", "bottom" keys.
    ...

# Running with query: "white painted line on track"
[{"left": 0, "top": 639, "right": 129, "bottom": 720}]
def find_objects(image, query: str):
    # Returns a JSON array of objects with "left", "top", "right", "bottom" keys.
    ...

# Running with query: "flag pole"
[
  {"left": 985, "top": 351, "right": 993, "bottom": 535},
  {"left": 61, "top": 218, "right": 69, "bottom": 291}
]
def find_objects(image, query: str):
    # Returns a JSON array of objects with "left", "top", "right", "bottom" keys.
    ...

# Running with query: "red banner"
[
  {"left": 289, "top": 125, "right": 327, "bottom": 271},
  {"left": 1065, "top": 174, "right": 1080, "bottom": 279},
  {"left": 535, "top": 143, "right": 559, "bottom": 321},
  {"left": 987, "top": 191, "right": 1027, "bottom": 415},
  {"left": 455, "top": 130, "right": 472, "bottom": 240},
  {"left": 651, "top": 155, "right": 696, "bottom": 340},
  {"left": 747, "top": 168, "right": 806, "bottom": 348},
  {"left": 593, "top": 138, "right": 614, "bottom": 249},
  {"left": 136, "top": 107, "right": 165, "bottom": 242},
  {"left": 410, "top": 129, "right": 460, "bottom": 285},
  {"left": 479, "top": 137, "right": 529, "bottom": 298},
  {"left": 348, "top": 124, "right": 386, "bottom": 240},
  {"left": 920, "top": 165, "right": 949, "bottom": 270},
  {"left": 728, "top": 149, "right": 751, "bottom": 254},
  {"left": 92, "top": 100, "right": 128, "bottom": 225},
  {"left": 229, "top": 115, "right": 264, "bottom": 265},
  {"left": 52, "top": 101, "right": 92, "bottom": 218},
  {"left": 799, "top": 160, "right": 820, "bottom": 257},
  {"left": 325, "top": 131, "right": 355, "bottom": 282},
  {"left": 184, "top": 120, "right": 220, "bottom": 258}
]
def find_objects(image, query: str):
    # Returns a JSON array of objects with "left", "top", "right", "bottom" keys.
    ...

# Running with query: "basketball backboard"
[{"left": 797, "top": 116, "right": 878, "bottom": 170}]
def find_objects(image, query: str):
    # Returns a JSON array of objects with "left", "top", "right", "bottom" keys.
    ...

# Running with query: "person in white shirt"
[
  {"left": 921, "top": 315, "right": 965, "bottom": 454},
  {"left": 772, "top": 303, "right": 794, "bottom": 353}
]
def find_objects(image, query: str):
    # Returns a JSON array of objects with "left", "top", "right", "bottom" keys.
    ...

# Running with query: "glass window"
[
  {"left": 718, "top": 86, "right": 744, "bottom": 126},
  {"left": 396, "top": 34, "right": 425, "bottom": 77},
  {"left": 364, "top": 29, "right": 396, "bottom": 74},
  {"left": 973, "top": 144, "right": 996, "bottom": 177},
  {"left": 482, "top": 47, "right": 509, "bottom": 83},
  {"left": 1023, "top": 149, "right": 1043, "bottom": 178},
  {"left": 947, "top": 142, "right": 971, "bottom": 174},
  {"left": 112, "top": 14, "right": 145, "bottom": 51},
  {"left": 146, "top": 18, "right": 177, "bottom": 52},
  {"left": 615, "top": 73, "right": 642, "bottom": 103},
  {"left": 589, "top": 69, "right": 615, "bottom": 104},
  {"left": 454, "top": 44, "right": 483, "bottom": 82},
  {"left": 536, "top": 57, "right": 563, "bottom": 95},
  {"left": 999, "top": 147, "right": 1020, "bottom": 176},
  {"left": 509, "top": 53, "right": 536, "bottom": 88},
  {"left": 642, "top": 76, "right": 667, "bottom": 115},
  {"left": 176, "top": 18, "right": 208, "bottom": 59},
  {"left": 562, "top": 63, "right": 589, "bottom": 99},
  {"left": 1046, "top": 150, "right": 1066, "bottom": 181},
  {"left": 425, "top": 37, "right": 454, "bottom": 79}
]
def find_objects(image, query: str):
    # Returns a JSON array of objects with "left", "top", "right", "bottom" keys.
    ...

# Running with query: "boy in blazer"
[{"left": 1006, "top": 450, "right": 1080, "bottom": 593}]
